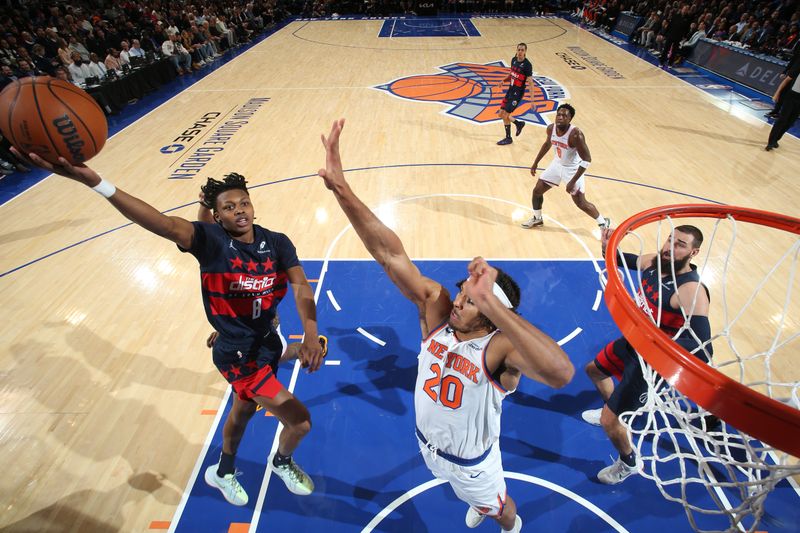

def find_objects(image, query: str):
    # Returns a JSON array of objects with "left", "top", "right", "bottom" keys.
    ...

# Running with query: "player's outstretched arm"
[
  {"left": 464, "top": 257, "right": 574, "bottom": 388},
  {"left": 287, "top": 265, "right": 323, "bottom": 373},
  {"left": 16, "top": 150, "right": 195, "bottom": 249},
  {"left": 318, "top": 120, "right": 450, "bottom": 331}
]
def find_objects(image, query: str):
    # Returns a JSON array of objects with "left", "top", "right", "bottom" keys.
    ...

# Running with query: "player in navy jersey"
[
  {"left": 15, "top": 153, "right": 324, "bottom": 506},
  {"left": 587, "top": 225, "right": 713, "bottom": 485},
  {"left": 496, "top": 43, "right": 534, "bottom": 146}
]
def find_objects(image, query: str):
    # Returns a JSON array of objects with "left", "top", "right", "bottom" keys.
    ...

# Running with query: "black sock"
[
  {"left": 217, "top": 451, "right": 235, "bottom": 477},
  {"left": 273, "top": 451, "right": 291, "bottom": 467},
  {"left": 504, "top": 124, "right": 511, "bottom": 138},
  {"left": 620, "top": 451, "right": 637, "bottom": 467}
]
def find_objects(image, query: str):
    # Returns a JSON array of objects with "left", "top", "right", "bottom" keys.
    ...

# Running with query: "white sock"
[
  {"left": 595, "top": 215, "right": 605, "bottom": 224},
  {"left": 533, "top": 209, "right": 542, "bottom": 218}
]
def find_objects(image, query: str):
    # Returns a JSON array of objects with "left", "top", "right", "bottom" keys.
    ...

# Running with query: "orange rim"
[{"left": 604, "top": 204, "right": 800, "bottom": 457}]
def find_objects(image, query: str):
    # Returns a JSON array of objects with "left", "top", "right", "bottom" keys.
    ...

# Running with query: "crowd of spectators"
[
  {"left": 0, "top": 0, "right": 298, "bottom": 175},
  {"left": 579, "top": 0, "right": 799, "bottom": 62}
]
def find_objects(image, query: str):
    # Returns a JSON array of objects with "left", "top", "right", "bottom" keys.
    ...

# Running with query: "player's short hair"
[
  {"left": 517, "top": 42, "right": 527, "bottom": 50},
  {"left": 201, "top": 172, "right": 249, "bottom": 211},
  {"left": 675, "top": 225, "right": 704, "bottom": 248},
  {"left": 558, "top": 103, "right": 576, "bottom": 118},
  {"left": 455, "top": 268, "right": 521, "bottom": 332}
]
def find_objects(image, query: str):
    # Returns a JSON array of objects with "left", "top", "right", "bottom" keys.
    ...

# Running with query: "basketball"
[
  {"left": 0, "top": 76, "right": 107, "bottom": 165},
  {"left": 390, "top": 75, "right": 483, "bottom": 101}
]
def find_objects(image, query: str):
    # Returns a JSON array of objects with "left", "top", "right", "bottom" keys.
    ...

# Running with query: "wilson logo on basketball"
[
  {"left": 52, "top": 114, "right": 87, "bottom": 163},
  {"left": 375, "top": 61, "right": 569, "bottom": 126}
]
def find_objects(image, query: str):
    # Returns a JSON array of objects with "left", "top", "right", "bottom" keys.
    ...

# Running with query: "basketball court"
[{"left": 1, "top": 15, "right": 798, "bottom": 533}]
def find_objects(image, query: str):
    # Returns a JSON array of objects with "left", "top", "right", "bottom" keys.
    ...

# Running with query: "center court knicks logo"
[{"left": 375, "top": 61, "right": 569, "bottom": 126}]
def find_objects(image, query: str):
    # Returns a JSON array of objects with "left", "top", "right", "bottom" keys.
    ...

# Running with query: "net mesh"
[{"left": 602, "top": 212, "right": 800, "bottom": 533}]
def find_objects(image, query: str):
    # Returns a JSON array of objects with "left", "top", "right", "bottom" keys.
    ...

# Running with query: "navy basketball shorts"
[{"left": 212, "top": 330, "right": 286, "bottom": 402}]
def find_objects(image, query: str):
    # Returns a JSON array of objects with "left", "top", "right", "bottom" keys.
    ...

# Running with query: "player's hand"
[
  {"left": 530, "top": 165, "right": 537, "bottom": 177},
  {"left": 11, "top": 147, "right": 102, "bottom": 188},
  {"left": 318, "top": 118, "right": 346, "bottom": 191},
  {"left": 463, "top": 256, "right": 499, "bottom": 309},
  {"left": 206, "top": 331, "right": 219, "bottom": 348},
  {"left": 298, "top": 335, "right": 324, "bottom": 373}
]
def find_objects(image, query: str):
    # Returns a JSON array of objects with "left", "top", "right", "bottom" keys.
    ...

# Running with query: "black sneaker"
[
  {"left": 765, "top": 142, "right": 779, "bottom": 151},
  {"left": 514, "top": 120, "right": 525, "bottom": 136},
  {"left": 497, "top": 137, "right": 512, "bottom": 146}
]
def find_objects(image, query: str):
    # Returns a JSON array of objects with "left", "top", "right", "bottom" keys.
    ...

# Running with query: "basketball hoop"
[{"left": 603, "top": 204, "right": 800, "bottom": 533}]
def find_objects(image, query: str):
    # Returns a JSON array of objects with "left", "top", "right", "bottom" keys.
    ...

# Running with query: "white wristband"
[
  {"left": 92, "top": 178, "right": 117, "bottom": 198},
  {"left": 579, "top": 160, "right": 591, "bottom": 169}
]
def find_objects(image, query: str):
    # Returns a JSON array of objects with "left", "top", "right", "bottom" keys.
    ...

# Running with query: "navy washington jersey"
[
  {"left": 640, "top": 262, "right": 709, "bottom": 359},
  {"left": 508, "top": 56, "right": 533, "bottom": 91},
  {"left": 181, "top": 222, "right": 299, "bottom": 348}
]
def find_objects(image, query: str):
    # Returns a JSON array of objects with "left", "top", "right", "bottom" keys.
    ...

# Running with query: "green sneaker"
[
  {"left": 204, "top": 465, "right": 248, "bottom": 506},
  {"left": 270, "top": 455, "right": 315, "bottom": 495}
]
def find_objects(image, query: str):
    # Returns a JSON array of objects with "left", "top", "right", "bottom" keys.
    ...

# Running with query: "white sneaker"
[
  {"left": 502, "top": 514, "right": 522, "bottom": 532},
  {"left": 465, "top": 506, "right": 486, "bottom": 528},
  {"left": 597, "top": 456, "right": 641, "bottom": 485},
  {"left": 204, "top": 465, "right": 248, "bottom": 506},
  {"left": 269, "top": 454, "right": 315, "bottom": 495},
  {"left": 599, "top": 217, "right": 611, "bottom": 229},
  {"left": 521, "top": 215, "right": 543, "bottom": 229},
  {"left": 581, "top": 408, "right": 602, "bottom": 426}
]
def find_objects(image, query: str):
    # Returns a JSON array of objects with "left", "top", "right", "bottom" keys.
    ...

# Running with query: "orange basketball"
[
  {"left": 0, "top": 76, "right": 107, "bottom": 165},
  {"left": 390, "top": 75, "right": 483, "bottom": 101}
]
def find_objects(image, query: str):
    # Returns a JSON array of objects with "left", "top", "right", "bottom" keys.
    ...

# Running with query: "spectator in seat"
[{"left": 161, "top": 32, "right": 192, "bottom": 75}]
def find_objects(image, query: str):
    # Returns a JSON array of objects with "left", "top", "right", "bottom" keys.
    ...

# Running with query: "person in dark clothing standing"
[
  {"left": 767, "top": 47, "right": 800, "bottom": 119},
  {"left": 661, "top": 5, "right": 692, "bottom": 67},
  {"left": 766, "top": 58, "right": 800, "bottom": 151},
  {"left": 496, "top": 43, "right": 535, "bottom": 146}
]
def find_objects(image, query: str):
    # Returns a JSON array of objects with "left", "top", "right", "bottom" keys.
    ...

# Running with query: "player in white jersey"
[
  {"left": 521, "top": 103, "right": 611, "bottom": 230},
  {"left": 318, "top": 119, "right": 574, "bottom": 532}
]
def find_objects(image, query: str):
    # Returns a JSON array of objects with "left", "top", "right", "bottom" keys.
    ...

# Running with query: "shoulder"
[{"left": 546, "top": 123, "right": 554, "bottom": 134}]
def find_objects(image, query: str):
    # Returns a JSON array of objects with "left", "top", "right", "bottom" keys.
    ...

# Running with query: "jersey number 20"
[{"left": 423, "top": 363, "right": 464, "bottom": 409}]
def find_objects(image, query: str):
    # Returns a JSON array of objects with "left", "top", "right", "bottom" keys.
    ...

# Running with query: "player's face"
[
  {"left": 516, "top": 45, "right": 526, "bottom": 61},
  {"left": 658, "top": 230, "right": 698, "bottom": 272},
  {"left": 449, "top": 289, "right": 485, "bottom": 333},
  {"left": 554, "top": 107, "right": 572, "bottom": 128},
  {"left": 214, "top": 189, "right": 255, "bottom": 236}
]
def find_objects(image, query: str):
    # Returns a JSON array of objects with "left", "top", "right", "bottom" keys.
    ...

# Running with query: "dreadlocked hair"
[
  {"left": 200, "top": 172, "right": 249, "bottom": 210},
  {"left": 455, "top": 267, "right": 521, "bottom": 332}
]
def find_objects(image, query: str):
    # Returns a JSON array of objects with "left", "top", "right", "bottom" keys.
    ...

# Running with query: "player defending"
[
  {"left": 318, "top": 119, "right": 574, "bottom": 532},
  {"left": 521, "top": 103, "right": 610, "bottom": 229},
  {"left": 14, "top": 151, "right": 324, "bottom": 506},
  {"left": 496, "top": 43, "right": 534, "bottom": 146},
  {"left": 590, "top": 225, "right": 713, "bottom": 484}
]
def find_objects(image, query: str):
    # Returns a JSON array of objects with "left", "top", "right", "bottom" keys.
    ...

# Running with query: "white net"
[{"left": 603, "top": 211, "right": 800, "bottom": 533}]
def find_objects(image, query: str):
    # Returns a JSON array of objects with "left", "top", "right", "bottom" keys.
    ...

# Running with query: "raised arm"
[
  {"left": 318, "top": 120, "right": 451, "bottom": 335},
  {"left": 16, "top": 151, "right": 195, "bottom": 249},
  {"left": 464, "top": 258, "right": 574, "bottom": 388}
]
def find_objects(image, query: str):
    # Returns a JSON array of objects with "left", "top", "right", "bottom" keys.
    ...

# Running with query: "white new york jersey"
[
  {"left": 414, "top": 322, "right": 512, "bottom": 460},
  {"left": 550, "top": 124, "right": 580, "bottom": 166}
]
